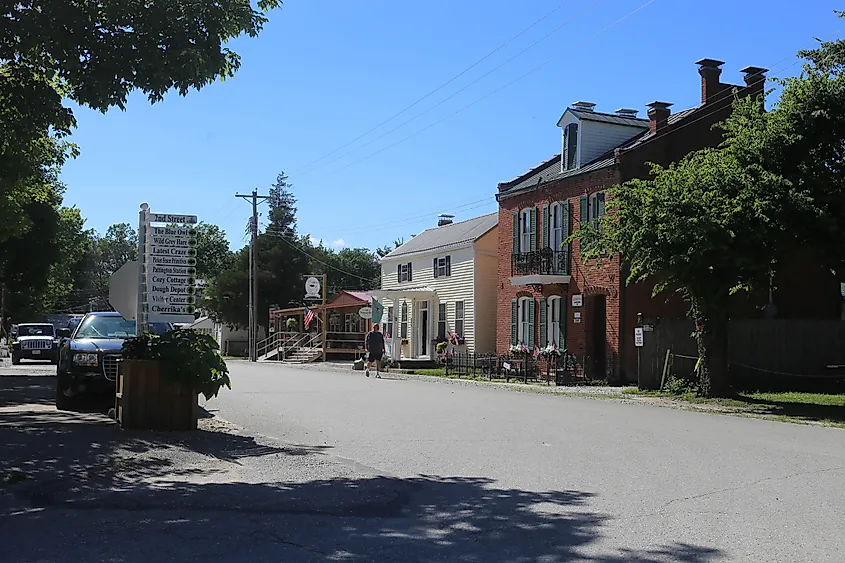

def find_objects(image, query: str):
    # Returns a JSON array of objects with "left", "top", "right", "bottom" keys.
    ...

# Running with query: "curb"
[{"left": 277, "top": 361, "right": 629, "bottom": 397}]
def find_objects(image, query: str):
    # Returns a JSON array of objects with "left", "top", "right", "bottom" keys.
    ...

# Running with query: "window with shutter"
[
  {"left": 408, "top": 262, "right": 413, "bottom": 282},
  {"left": 511, "top": 299, "right": 518, "bottom": 345},
  {"left": 433, "top": 257, "right": 438, "bottom": 279},
  {"left": 539, "top": 297, "right": 547, "bottom": 348},
  {"left": 512, "top": 212, "right": 519, "bottom": 253},
  {"left": 563, "top": 123, "right": 579, "bottom": 170},
  {"left": 530, "top": 207, "right": 538, "bottom": 251},
  {"left": 542, "top": 204, "right": 550, "bottom": 249},
  {"left": 579, "top": 195, "right": 588, "bottom": 224},
  {"left": 520, "top": 209, "right": 531, "bottom": 252},
  {"left": 445, "top": 255, "right": 451, "bottom": 277},
  {"left": 528, "top": 299, "right": 535, "bottom": 349},
  {"left": 455, "top": 301, "right": 464, "bottom": 338},
  {"left": 397, "top": 264, "right": 402, "bottom": 283}
]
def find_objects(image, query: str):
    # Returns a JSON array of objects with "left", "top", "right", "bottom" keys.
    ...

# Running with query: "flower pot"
[{"left": 116, "top": 359, "right": 198, "bottom": 431}]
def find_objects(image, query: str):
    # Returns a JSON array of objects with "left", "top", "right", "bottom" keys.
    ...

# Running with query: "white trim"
[{"left": 510, "top": 274, "right": 572, "bottom": 286}]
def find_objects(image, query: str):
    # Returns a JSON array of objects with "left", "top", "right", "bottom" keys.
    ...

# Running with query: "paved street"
[
  {"left": 211, "top": 362, "right": 845, "bottom": 562},
  {"left": 2, "top": 361, "right": 844, "bottom": 562}
]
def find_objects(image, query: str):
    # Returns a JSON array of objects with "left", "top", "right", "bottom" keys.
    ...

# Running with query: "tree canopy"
[{"left": 578, "top": 22, "right": 845, "bottom": 397}]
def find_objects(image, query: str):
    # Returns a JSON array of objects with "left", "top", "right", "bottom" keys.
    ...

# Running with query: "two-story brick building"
[{"left": 495, "top": 58, "right": 843, "bottom": 383}]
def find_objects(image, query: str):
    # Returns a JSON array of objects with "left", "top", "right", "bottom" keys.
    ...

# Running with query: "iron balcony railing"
[{"left": 511, "top": 248, "right": 570, "bottom": 277}]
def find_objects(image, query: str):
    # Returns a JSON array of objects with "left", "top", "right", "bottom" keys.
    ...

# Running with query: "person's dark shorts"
[{"left": 367, "top": 351, "right": 383, "bottom": 362}]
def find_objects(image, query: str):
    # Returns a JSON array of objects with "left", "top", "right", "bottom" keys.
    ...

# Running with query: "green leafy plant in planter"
[
  {"left": 286, "top": 317, "right": 298, "bottom": 331},
  {"left": 122, "top": 329, "right": 231, "bottom": 400}
]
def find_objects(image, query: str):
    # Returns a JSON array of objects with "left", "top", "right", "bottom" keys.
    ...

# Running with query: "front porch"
[{"left": 370, "top": 286, "right": 442, "bottom": 365}]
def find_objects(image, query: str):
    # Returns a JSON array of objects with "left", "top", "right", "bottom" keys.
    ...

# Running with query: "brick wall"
[{"left": 496, "top": 166, "right": 624, "bottom": 381}]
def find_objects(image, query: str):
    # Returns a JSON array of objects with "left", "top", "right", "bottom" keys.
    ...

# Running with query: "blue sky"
[{"left": 60, "top": 0, "right": 841, "bottom": 252}]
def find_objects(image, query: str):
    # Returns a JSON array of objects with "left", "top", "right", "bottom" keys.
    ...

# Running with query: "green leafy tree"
[
  {"left": 577, "top": 20, "right": 845, "bottom": 397},
  {"left": 1, "top": 0, "right": 282, "bottom": 241},
  {"left": 204, "top": 172, "right": 308, "bottom": 328},
  {"left": 194, "top": 222, "right": 233, "bottom": 282}
]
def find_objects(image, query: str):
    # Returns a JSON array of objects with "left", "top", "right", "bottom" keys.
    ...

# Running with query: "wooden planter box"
[{"left": 115, "top": 359, "right": 198, "bottom": 431}]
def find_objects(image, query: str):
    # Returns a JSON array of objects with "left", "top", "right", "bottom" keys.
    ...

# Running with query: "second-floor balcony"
[{"left": 510, "top": 248, "right": 571, "bottom": 286}]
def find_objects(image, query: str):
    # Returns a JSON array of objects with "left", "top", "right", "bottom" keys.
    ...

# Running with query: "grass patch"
[
  {"left": 620, "top": 387, "right": 845, "bottom": 427},
  {"left": 406, "top": 368, "right": 447, "bottom": 377}
]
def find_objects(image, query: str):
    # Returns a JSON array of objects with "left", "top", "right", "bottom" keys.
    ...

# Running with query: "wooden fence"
[{"left": 639, "top": 318, "right": 845, "bottom": 391}]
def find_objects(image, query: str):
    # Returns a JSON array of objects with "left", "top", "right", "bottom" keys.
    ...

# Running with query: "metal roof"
[
  {"left": 383, "top": 213, "right": 498, "bottom": 259},
  {"left": 561, "top": 108, "right": 650, "bottom": 127}
]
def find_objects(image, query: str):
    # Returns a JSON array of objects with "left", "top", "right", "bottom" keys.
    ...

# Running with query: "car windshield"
[
  {"left": 74, "top": 316, "right": 171, "bottom": 339},
  {"left": 18, "top": 325, "right": 55, "bottom": 337}
]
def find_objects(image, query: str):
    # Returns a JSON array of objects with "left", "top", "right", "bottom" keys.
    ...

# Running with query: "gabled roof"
[
  {"left": 383, "top": 213, "right": 498, "bottom": 260},
  {"left": 313, "top": 290, "right": 371, "bottom": 310},
  {"left": 558, "top": 108, "right": 650, "bottom": 128},
  {"left": 496, "top": 129, "right": 648, "bottom": 198}
]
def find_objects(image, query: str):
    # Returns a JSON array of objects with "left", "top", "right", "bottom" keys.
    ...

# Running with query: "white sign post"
[
  {"left": 137, "top": 206, "right": 200, "bottom": 329},
  {"left": 634, "top": 327, "right": 644, "bottom": 347}
]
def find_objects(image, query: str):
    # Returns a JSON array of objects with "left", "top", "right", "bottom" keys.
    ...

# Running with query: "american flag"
[{"left": 304, "top": 307, "right": 315, "bottom": 329}]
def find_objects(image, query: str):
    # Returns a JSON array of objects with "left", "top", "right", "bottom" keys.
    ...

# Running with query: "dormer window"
[{"left": 563, "top": 123, "right": 579, "bottom": 170}]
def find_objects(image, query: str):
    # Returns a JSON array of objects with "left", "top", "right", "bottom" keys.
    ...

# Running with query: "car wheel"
[
  {"left": 55, "top": 374, "right": 75, "bottom": 411},
  {"left": 11, "top": 355, "right": 20, "bottom": 365}
]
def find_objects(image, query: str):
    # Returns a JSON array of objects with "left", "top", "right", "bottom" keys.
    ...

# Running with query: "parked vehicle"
[
  {"left": 11, "top": 323, "right": 59, "bottom": 365},
  {"left": 56, "top": 312, "right": 172, "bottom": 411}
]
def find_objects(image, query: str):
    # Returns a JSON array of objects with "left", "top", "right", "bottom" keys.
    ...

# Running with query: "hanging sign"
[
  {"left": 572, "top": 294, "right": 583, "bottom": 307},
  {"left": 305, "top": 276, "right": 321, "bottom": 299}
]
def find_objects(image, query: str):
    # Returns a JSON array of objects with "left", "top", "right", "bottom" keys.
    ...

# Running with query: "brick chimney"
[
  {"left": 646, "top": 101, "right": 672, "bottom": 134},
  {"left": 696, "top": 58, "right": 726, "bottom": 104},
  {"left": 740, "top": 65, "right": 768, "bottom": 98}
]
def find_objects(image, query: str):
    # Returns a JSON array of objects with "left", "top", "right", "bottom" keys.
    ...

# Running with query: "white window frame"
[
  {"left": 454, "top": 301, "right": 465, "bottom": 338},
  {"left": 329, "top": 313, "right": 341, "bottom": 333},
  {"left": 400, "top": 302, "right": 409, "bottom": 339},
  {"left": 385, "top": 306, "right": 394, "bottom": 339},
  {"left": 563, "top": 122, "right": 579, "bottom": 171},
  {"left": 547, "top": 296, "right": 562, "bottom": 347},
  {"left": 436, "top": 257, "right": 448, "bottom": 278},
  {"left": 520, "top": 209, "right": 532, "bottom": 252},
  {"left": 518, "top": 297, "right": 532, "bottom": 345},
  {"left": 399, "top": 263, "right": 411, "bottom": 282},
  {"left": 550, "top": 202, "right": 565, "bottom": 251}
]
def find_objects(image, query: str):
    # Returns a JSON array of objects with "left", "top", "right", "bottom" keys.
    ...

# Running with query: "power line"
[
  {"left": 290, "top": 0, "right": 579, "bottom": 175},
  {"left": 259, "top": 225, "right": 380, "bottom": 284},
  {"left": 312, "top": 0, "right": 659, "bottom": 178},
  {"left": 297, "top": 0, "right": 606, "bottom": 178}
]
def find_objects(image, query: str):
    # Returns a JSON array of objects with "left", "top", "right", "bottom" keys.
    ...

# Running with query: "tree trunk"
[{"left": 695, "top": 314, "right": 731, "bottom": 398}]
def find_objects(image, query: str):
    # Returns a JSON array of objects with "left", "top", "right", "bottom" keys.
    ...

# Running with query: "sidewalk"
[{"left": 278, "top": 359, "right": 629, "bottom": 397}]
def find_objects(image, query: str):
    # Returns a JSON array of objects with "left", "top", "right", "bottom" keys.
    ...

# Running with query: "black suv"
[{"left": 56, "top": 312, "right": 171, "bottom": 410}]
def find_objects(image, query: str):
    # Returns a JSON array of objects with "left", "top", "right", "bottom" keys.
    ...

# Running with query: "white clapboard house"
[{"left": 372, "top": 213, "right": 498, "bottom": 361}]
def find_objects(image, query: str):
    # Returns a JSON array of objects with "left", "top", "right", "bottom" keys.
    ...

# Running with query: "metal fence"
[{"left": 444, "top": 351, "right": 596, "bottom": 385}]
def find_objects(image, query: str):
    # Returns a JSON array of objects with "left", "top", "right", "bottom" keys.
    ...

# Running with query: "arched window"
[
  {"left": 547, "top": 296, "right": 562, "bottom": 347},
  {"left": 518, "top": 297, "right": 533, "bottom": 346}
]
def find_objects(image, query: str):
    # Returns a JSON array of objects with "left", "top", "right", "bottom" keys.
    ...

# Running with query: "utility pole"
[{"left": 236, "top": 190, "right": 270, "bottom": 362}]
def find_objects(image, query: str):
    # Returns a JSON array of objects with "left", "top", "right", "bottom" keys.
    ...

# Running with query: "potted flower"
[
  {"left": 286, "top": 317, "right": 298, "bottom": 332},
  {"left": 118, "top": 329, "right": 231, "bottom": 431},
  {"left": 448, "top": 331, "right": 464, "bottom": 346},
  {"left": 540, "top": 343, "right": 562, "bottom": 358},
  {"left": 509, "top": 342, "right": 529, "bottom": 355}
]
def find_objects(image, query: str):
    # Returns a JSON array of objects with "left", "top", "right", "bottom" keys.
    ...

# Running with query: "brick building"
[{"left": 495, "top": 58, "right": 841, "bottom": 383}]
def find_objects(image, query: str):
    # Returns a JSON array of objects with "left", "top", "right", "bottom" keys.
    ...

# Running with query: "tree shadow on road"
[{"left": 1, "top": 376, "right": 725, "bottom": 562}]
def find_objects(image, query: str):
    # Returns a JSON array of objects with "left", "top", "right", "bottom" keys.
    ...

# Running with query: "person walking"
[{"left": 364, "top": 323, "right": 386, "bottom": 378}]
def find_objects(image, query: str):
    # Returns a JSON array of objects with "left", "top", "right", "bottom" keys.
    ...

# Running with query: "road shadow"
[
  {"left": 1, "top": 376, "right": 724, "bottom": 562},
  {"left": 0, "top": 375, "right": 57, "bottom": 408}
]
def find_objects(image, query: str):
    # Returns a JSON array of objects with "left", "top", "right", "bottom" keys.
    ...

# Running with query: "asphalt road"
[
  {"left": 206, "top": 361, "right": 845, "bottom": 563},
  {"left": 3, "top": 361, "right": 844, "bottom": 562}
]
